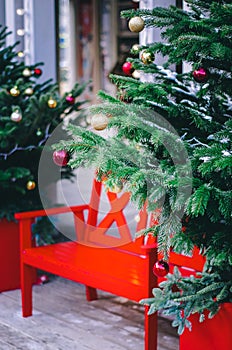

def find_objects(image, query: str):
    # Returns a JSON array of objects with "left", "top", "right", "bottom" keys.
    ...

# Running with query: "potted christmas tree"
[
  {"left": 52, "top": 1, "right": 232, "bottom": 348},
  {"left": 0, "top": 26, "right": 88, "bottom": 292}
]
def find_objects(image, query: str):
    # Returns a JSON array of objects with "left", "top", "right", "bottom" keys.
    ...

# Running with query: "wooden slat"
[{"left": 0, "top": 277, "right": 179, "bottom": 350}]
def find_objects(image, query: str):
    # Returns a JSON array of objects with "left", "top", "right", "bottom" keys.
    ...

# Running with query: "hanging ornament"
[
  {"left": 22, "top": 68, "right": 32, "bottom": 77},
  {"left": 34, "top": 68, "right": 42, "bottom": 76},
  {"left": 128, "top": 16, "right": 145, "bottom": 33},
  {"left": 109, "top": 183, "right": 123, "bottom": 194},
  {"left": 152, "top": 260, "right": 169, "bottom": 277},
  {"left": 141, "top": 50, "right": 154, "bottom": 64},
  {"left": 10, "top": 86, "right": 20, "bottom": 97},
  {"left": 122, "top": 61, "right": 133, "bottom": 76},
  {"left": 35, "top": 274, "right": 49, "bottom": 285},
  {"left": 91, "top": 113, "right": 109, "bottom": 131},
  {"left": 131, "top": 44, "right": 140, "bottom": 55},
  {"left": 132, "top": 70, "right": 140, "bottom": 79},
  {"left": 110, "top": 185, "right": 122, "bottom": 194},
  {"left": 65, "top": 94, "right": 75, "bottom": 105},
  {"left": 26, "top": 181, "right": 36, "bottom": 191},
  {"left": 192, "top": 67, "right": 208, "bottom": 83},
  {"left": 48, "top": 98, "right": 57, "bottom": 108},
  {"left": 11, "top": 110, "right": 22, "bottom": 122},
  {"left": 52, "top": 150, "right": 70, "bottom": 166},
  {"left": 24, "top": 87, "right": 34, "bottom": 96},
  {"left": 36, "top": 129, "right": 42, "bottom": 136}
]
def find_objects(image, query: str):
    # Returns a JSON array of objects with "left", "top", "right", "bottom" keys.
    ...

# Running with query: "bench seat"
[{"left": 22, "top": 241, "right": 155, "bottom": 302}]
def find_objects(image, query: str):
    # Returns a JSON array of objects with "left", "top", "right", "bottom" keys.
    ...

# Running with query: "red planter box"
[
  {"left": 180, "top": 303, "right": 232, "bottom": 350},
  {"left": 0, "top": 219, "right": 20, "bottom": 292}
]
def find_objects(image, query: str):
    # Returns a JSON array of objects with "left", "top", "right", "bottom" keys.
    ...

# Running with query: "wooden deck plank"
[{"left": 0, "top": 277, "right": 179, "bottom": 350}]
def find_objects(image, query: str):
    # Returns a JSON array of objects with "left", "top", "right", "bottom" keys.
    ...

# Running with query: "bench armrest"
[
  {"left": 15, "top": 204, "right": 89, "bottom": 250},
  {"left": 14, "top": 204, "right": 89, "bottom": 220}
]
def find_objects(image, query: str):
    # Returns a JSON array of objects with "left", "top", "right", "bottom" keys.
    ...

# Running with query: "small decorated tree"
[
  {"left": 53, "top": 0, "right": 232, "bottom": 334},
  {"left": 0, "top": 26, "right": 88, "bottom": 221}
]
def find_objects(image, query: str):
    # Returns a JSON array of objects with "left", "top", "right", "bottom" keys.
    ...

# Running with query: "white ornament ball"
[
  {"left": 91, "top": 113, "right": 109, "bottom": 131},
  {"left": 132, "top": 70, "right": 140, "bottom": 79},
  {"left": 23, "top": 68, "right": 32, "bottom": 77},
  {"left": 11, "top": 110, "right": 22, "bottom": 122},
  {"left": 24, "top": 87, "right": 34, "bottom": 95}
]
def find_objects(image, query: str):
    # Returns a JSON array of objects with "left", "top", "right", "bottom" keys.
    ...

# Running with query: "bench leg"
[
  {"left": 144, "top": 305, "right": 157, "bottom": 350},
  {"left": 21, "top": 264, "right": 35, "bottom": 317},
  {"left": 85, "top": 286, "right": 98, "bottom": 301}
]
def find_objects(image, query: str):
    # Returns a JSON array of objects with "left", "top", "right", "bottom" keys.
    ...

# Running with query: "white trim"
[
  {"left": 23, "top": 0, "right": 35, "bottom": 65},
  {"left": 5, "top": 0, "right": 16, "bottom": 46}
]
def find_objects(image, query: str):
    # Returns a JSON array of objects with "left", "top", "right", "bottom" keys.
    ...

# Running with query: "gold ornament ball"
[
  {"left": 24, "top": 87, "right": 34, "bottom": 96},
  {"left": 128, "top": 17, "right": 145, "bottom": 33},
  {"left": 10, "top": 87, "right": 20, "bottom": 97},
  {"left": 110, "top": 184, "right": 123, "bottom": 194},
  {"left": 11, "top": 110, "right": 22, "bottom": 122},
  {"left": 131, "top": 44, "right": 140, "bottom": 54},
  {"left": 22, "top": 68, "right": 32, "bottom": 77},
  {"left": 48, "top": 98, "right": 57, "bottom": 108},
  {"left": 91, "top": 113, "right": 109, "bottom": 131},
  {"left": 26, "top": 181, "right": 36, "bottom": 190},
  {"left": 141, "top": 50, "right": 154, "bottom": 64}
]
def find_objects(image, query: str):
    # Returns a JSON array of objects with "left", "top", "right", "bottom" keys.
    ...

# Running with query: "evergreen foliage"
[
  {"left": 53, "top": 0, "right": 232, "bottom": 330},
  {"left": 0, "top": 26, "right": 88, "bottom": 220}
]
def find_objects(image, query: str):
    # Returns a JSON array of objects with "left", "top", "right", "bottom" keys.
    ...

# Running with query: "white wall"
[{"left": 2, "top": 0, "right": 57, "bottom": 83}]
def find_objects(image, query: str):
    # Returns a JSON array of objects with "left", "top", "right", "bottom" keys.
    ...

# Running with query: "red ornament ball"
[
  {"left": 192, "top": 67, "right": 208, "bottom": 83},
  {"left": 66, "top": 95, "right": 75, "bottom": 105},
  {"left": 52, "top": 150, "right": 69, "bottom": 166},
  {"left": 122, "top": 62, "right": 133, "bottom": 76},
  {"left": 152, "top": 260, "right": 169, "bottom": 277},
  {"left": 34, "top": 68, "right": 42, "bottom": 76}
]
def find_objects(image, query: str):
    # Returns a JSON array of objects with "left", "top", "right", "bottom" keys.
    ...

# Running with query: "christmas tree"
[
  {"left": 53, "top": 0, "right": 232, "bottom": 333},
  {"left": 0, "top": 26, "right": 88, "bottom": 221}
]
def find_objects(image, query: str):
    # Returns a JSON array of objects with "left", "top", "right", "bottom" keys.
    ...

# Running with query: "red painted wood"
[
  {"left": 15, "top": 178, "right": 207, "bottom": 350},
  {"left": 85, "top": 286, "right": 98, "bottom": 301},
  {"left": 14, "top": 204, "right": 89, "bottom": 220},
  {"left": 180, "top": 303, "right": 232, "bottom": 350},
  {"left": 15, "top": 180, "right": 158, "bottom": 350},
  {"left": 21, "top": 241, "right": 155, "bottom": 301},
  {"left": 0, "top": 219, "right": 20, "bottom": 292}
]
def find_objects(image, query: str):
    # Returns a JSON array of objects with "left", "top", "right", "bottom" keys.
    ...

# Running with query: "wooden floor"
[{"left": 0, "top": 276, "right": 179, "bottom": 350}]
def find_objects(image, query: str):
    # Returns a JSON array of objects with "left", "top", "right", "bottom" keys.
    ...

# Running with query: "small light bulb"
[
  {"left": 16, "top": 8, "right": 25, "bottom": 15},
  {"left": 17, "top": 29, "right": 25, "bottom": 36},
  {"left": 18, "top": 51, "right": 25, "bottom": 58}
]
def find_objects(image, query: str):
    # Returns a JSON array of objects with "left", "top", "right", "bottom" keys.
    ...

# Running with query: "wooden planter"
[
  {"left": 180, "top": 303, "right": 232, "bottom": 350},
  {"left": 0, "top": 219, "right": 20, "bottom": 292}
]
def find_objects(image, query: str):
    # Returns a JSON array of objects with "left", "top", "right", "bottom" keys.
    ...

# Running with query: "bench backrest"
[
  {"left": 73, "top": 178, "right": 205, "bottom": 273},
  {"left": 74, "top": 178, "right": 149, "bottom": 252}
]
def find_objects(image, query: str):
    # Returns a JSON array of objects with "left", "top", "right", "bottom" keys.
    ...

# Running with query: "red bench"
[
  {"left": 15, "top": 179, "right": 158, "bottom": 350},
  {"left": 15, "top": 177, "right": 205, "bottom": 349}
]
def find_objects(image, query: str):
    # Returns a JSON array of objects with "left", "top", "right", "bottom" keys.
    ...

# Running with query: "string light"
[
  {"left": 16, "top": 8, "right": 25, "bottom": 15},
  {"left": 16, "top": 1, "right": 35, "bottom": 65},
  {"left": 18, "top": 51, "right": 25, "bottom": 58},
  {"left": 0, "top": 124, "right": 51, "bottom": 160},
  {"left": 17, "top": 29, "right": 25, "bottom": 36}
]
